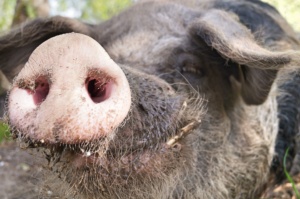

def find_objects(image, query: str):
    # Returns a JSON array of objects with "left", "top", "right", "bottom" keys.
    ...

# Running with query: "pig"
[{"left": 0, "top": 0, "right": 300, "bottom": 198}]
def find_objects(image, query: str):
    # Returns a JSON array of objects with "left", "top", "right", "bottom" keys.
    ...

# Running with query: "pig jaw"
[{"left": 8, "top": 33, "right": 131, "bottom": 144}]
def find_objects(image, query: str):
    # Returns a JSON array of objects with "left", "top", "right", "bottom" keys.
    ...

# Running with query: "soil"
[
  {"left": 0, "top": 141, "right": 54, "bottom": 199},
  {"left": 0, "top": 141, "right": 299, "bottom": 199},
  {"left": 262, "top": 149, "right": 300, "bottom": 199},
  {"left": 262, "top": 174, "right": 300, "bottom": 199}
]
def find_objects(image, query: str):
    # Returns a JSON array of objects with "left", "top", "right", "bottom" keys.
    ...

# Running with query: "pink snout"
[{"left": 8, "top": 33, "right": 131, "bottom": 144}]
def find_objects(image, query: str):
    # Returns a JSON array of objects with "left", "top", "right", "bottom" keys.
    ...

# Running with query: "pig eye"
[
  {"left": 177, "top": 54, "right": 205, "bottom": 77},
  {"left": 180, "top": 61, "right": 205, "bottom": 77},
  {"left": 182, "top": 65, "right": 204, "bottom": 77}
]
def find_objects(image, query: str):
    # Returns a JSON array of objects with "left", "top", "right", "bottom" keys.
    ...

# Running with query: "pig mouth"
[
  {"left": 31, "top": 138, "right": 182, "bottom": 190},
  {"left": 39, "top": 119, "right": 199, "bottom": 175},
  {"left": 16, "top": 118, "right": 200, "bottom": 188},
  {"left": 38, "top": 142, "right": 185, "bottom": 196}
]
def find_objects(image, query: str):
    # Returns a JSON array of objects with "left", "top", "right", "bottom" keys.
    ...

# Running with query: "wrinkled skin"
[{"left": 1, "top": 0, "right": 300, "bottom": 199}]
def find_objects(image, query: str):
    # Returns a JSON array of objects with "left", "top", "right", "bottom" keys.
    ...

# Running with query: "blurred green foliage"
[
  {"left": 0, "top": 0, "right": 17, "bottom": 32},
  {"left": 51, "top": 0, "right": 132, "bottom": 23},
  {"left": 0, "top": 0, "right": 39, "bottom": 32},
  {"left": 264, "top": 0, "right": 300, "bottom": 31},
  {"left": 0, "top": 0, "right": 132, "bottom": 32},
  {"left": 1, "top": 0, "right": 300, "bottom": 31},
  {"left": 82, "top": 0, "right": 132, "bottom": 21},
  {"left": 24, "top": 1, "right": 37, "bottom": 19}
]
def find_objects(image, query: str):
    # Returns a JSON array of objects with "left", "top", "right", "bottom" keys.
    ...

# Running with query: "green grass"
[
  {"left": 0, "top": 122, "right": 11, "bottom": 142},
  {"left": 283, "top": 148, "right": 300, "bottom": 198}
]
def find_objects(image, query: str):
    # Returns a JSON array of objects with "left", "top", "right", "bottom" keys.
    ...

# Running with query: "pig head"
[{"left": 1, "top": 0, "right": 300, "bottom": 198}]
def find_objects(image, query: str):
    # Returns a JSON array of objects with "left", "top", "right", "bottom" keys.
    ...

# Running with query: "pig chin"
[
  {"left": 30, "top": 130, "right": 181, "bottom": 196},
  {"left": 51, "top": 140, "right": 182, "bottom": 191},
  {"left": 63, "top": 143, "right": 170, "bottom": 172}
]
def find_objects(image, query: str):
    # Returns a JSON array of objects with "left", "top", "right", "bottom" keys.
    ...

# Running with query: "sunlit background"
[
  {"left": 0, "top": 0, "right": 132, "bottom": 32},
  {"left": 0, "top": 0, "right": 300, "bottom": 32}
]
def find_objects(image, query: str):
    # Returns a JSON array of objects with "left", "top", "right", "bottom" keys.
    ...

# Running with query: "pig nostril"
[
  {"left": 86, "top": 78, "right": 113, "bottom": 103},
  {"left": 31, "top": 77, "right": 50, "bottom": 105}
]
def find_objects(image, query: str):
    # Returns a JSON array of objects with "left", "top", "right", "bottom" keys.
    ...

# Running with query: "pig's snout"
[{"left": 8, "top": 33, "right": 131, "bottom": 144}]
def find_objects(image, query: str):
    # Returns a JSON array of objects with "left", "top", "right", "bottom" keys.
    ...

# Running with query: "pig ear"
[
  {"left": 189, "top": 10, "right": 292, "bottom": 105},
  {"left": 0, "top": 16, "right": 94, "bottom": 82}
]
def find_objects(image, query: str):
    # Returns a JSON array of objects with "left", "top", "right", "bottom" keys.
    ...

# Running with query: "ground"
[
  {"left": 263, "top": 174, "right": 300, "bottom": 199},
  {"left": 0, "top": 141, "right": 56, "bottom": 199}
]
